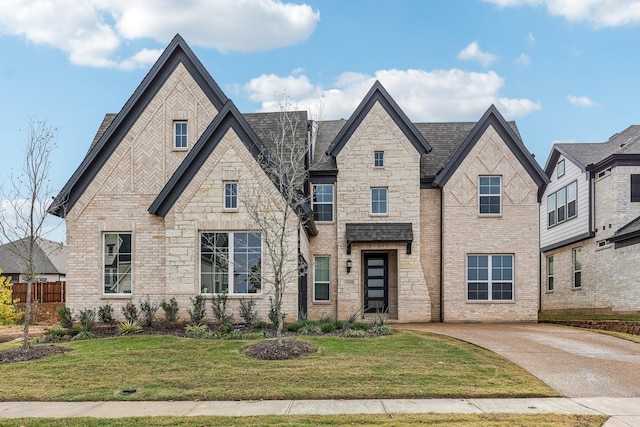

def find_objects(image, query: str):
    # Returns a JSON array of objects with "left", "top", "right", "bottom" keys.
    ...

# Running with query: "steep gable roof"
[
  {"left": 432, "top": 105, "right": 548, "bottom": 189},
  {"left": 325, "top": 81, "right": 432, "bottom": 157},
  {"left": 49, "top": 34, "right": 228, "bottom": 218}
]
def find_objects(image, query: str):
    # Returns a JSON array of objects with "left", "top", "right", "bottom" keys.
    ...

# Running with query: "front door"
[{"left": 364, "top": 253, "right": 388, "bottom": 313}]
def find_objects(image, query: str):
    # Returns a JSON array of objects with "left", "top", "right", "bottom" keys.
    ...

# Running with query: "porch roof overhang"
[{"left": 345, "top": 223, "right": 414, "bottom": 255}]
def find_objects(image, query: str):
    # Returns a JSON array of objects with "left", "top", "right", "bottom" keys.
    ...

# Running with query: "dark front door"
[{"left": 364, "top": 253, "right": 388, "bottom": 313}]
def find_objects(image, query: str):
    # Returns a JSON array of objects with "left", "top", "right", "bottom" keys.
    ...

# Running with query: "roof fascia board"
[
  {"left": 588, "top": 153, "right": 640, "bottom": 171},
  {"left": 326, "top": 81, "right": 431, "bottom": 157},
  {"left": 540, "top": 231, "right": 594, "bottom": 253},
  {"left": 544, "top": 146, "right": 587, "bottom": 176}
]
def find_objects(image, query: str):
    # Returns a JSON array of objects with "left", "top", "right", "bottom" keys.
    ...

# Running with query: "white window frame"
[
  {"left": 572, "top": 248, "right": 582, "bottom": 289},
  {"left": 313, "top": 255, "right": 330, "bottom": 302},
  {"left": 374, "top": 151, "right": 384, "bottom": 168},
  {"left": 546, "top": 255, "right": 554, "bottom": 292},
  {"left": 224, "top": 181, "right": 238, "bottom": 210},
  {"left": 547, "top": 181, "right": 577, "bottom": 228},
  {"left": 103, "top": 232, "right": 132, "bottom": 295},
  {"left": 312, "top": 184, "right": 334, "bottom": 222},
  {"left": 467, "top": 254, "right": 514, "bottom": 301},
  {"left": 200, "top": 231, "right": 262, "bottom": 295},
  {"left": 478, "top": 176, "right": 501, "bottom": 215},
  {"left": 174, "top": 121, "right": 188, "bottom": 149},
  {"left": 557, "top": 159, "right": 565, "bottom": 178},
  {"left": 371, "top": 187, "right": 388, "bottom": 215}
]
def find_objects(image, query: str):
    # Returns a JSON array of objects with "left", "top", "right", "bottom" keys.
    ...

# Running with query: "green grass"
[
  {"left": 0, "top": 331, "right": 556, "bottom": 401},
  {"left": 0, "top": 414, "right": 608, "bottom": 427}
]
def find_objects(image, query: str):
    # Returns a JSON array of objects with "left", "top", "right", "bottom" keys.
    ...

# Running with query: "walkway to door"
[{"left": 396, "top": 323, "right": 640, "bottom": 398}]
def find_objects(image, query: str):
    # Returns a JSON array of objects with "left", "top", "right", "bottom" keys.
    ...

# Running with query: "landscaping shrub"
[
  {"left": 71, "top": 330, "right": 95, "bottom": 341},
  {"left": 345, "top": 310, "right": 361, "bottom": 326},
  {"left": 78, "top": 308, "right": 96, "bottom": 332},
  {"left": 187, "top": 295, "right": 206, "bottom": 325},
  {"left": 211, "top": 293, "right": 232, "bottom": 324},
  {"left": 0, "top": 269, "right": 21, "bottom": 325},
  {"left": 121, "top": 302, "right": 139, "bottom": 323},
  {"left": 117, "top": 320, "right": 143, "bottom": 335},
  {"left": 224, "top": 329, "right": 245, "bottom": 340},
  {"left": 298, "top": 324, "right": 323, "bottom": 335},
  {"left": 372, "top": 325, "right": 393, "bottom": 336},
  {"left": 349, "top": 322, "right": 370, "bottom": 331},
  {"left": 285, "top": 320, "right": 313, "bottom": 332},
  {"left": 98, "top": 303, "right": 114, "bottom": 325},
  {"left": 160, "top": 297, "right": 179, "bottom": 323},
  {"left": 139, "top": 296, "right": 159, "bottom": 327},
  {"left": 342, "top": 328, "right": 367, "bottom": 338},
  {"left": 238, "top": 299, "right": 258, "bottom": 325},
  {"left": 319, "top": 313, "right": 343, "bottom": 333},
  {"left": 57, "top": 306, "right": 74, "bottom": 329},
  {"left": 43, "top": 328, "right": 67, "bottom": 342},
  {"left": 185, "top": 323, "right": 209, "bottom": 339}
]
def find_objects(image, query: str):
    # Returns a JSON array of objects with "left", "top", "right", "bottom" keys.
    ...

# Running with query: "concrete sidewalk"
[{"left": 0, "top": 398, "right": 638, "bottom": 425}]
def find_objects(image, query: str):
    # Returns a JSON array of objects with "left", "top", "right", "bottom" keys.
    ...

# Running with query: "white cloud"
[
  {"left": 0, "top": 0, "right": 320, "bottom": 69},
  {"left": 457, "top": 42, "right": 498, "bottom": 67},
  {"left": 567, "top": 95, "right": 597, "bottom": 107},
  {"left": 485, "top": 0, "right": 640, "bottom": 28},
  {"left": 244, "top": 68, "right": 541, "bottom": 122},
  {"left": 516, "top": 53, "right": 532, "bottom": 65}
]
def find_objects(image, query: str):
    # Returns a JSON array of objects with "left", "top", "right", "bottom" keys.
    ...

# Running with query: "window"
[
  {"left": 200, "top": 232, "right": 261, "bottom": 294},
  {"left": 371, "top": 187, "right": 388, "bottom": 214},
  {"left": 479, "top": 176, "right": 501, "bottom": 215},
  {"left": 103, "top": 233, "right": 132, "bottom": 294},
  {"left": 174, "top": 121, "right": 188, "bottom": 149},
  {"left": 547, "top": 256, "right": 554, "bottom": 291},
  {"left": 547, "top": 181, "right": 577, "bottom": 227},
  {"left": 374, "top": 151, "right": 384, "bottom": 167},
  {"left": 467, "top": 255, "right": 513, "bottom": 301},
  {"left": 573, "top": 248, "right": 582, "bottom": 289},
  {"left": 224, "top": 182, "right": 238, "bottom": 209},
  {"left": 312, "top": 184, "right": 334, "bottom": 222},
  {"left": 597, "top": 167, "right": 611, "bottom": 179},
  {"left": 557, "top": 159, "right": 565, "bottom": 178},
  {"left": 313, "top": 256, "right": 330, "bottom": 301},
  {"left": 631, "top": 174, "right": 640, "bottom": 202}
]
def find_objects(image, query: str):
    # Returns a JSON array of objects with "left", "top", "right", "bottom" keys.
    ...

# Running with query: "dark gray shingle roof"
[
  {"left": 346, "top": 223, "right": 413, "bottom": 244},
  {"left": 555, "top": 125, "right": 640, "bottom": 168},
  {"left": 0, "top": 238, "right": 66, "bottom": 275}
]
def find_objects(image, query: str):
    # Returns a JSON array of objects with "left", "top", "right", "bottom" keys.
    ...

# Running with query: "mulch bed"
[
  {"left": 242, "top": 339, "right": 317, "bottom": 360},
  {"left": 0, "top": 346, "right": 72, "bottom": 364}
]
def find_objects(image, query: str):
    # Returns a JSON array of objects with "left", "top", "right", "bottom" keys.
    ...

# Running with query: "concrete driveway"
[{"left": 397, "top": 323, "right": 640, "bottom": 398}]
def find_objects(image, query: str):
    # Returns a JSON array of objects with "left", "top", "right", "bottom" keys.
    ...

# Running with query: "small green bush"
[
  {"left": 117, "top": 320, "right": 143, "bottom": 335},
  {"left": 298, "top": 324, "right": 323, "bottom": 336},
  {"left": 78, "top": 308, "right": 96, "bottom": 332},
  {"left": 342, "top": 328, "right": 367, "bottom": 338},
  {"left": 238, "top": 299, "right": 258, "bottom": 325},
  {"left": 211, "top": 293, "right": 232, "bottom": 324},
  {"left": 185, "top": 323, "right": 209, "bottom": 339},
  {"left": 224, "top": 329, "right": 245, "bottom": 340},
  {"left": 285, "top": 319, "right": 313, "bottom": 332},
  {"left": 254, "top": 320, "right": 268, "bottom": 330},
  {"left": 98, "top": 303, "right": 114, "bottom": 324},
  {"left": 121, "top": 302, "right": 139, "bottom": 323},
  {"left": 345, "top": 310, "right": 361, "bottom": 325},
  {"left": 57, "top": 306, "right": 74, "bottom": 329},
  {"left": 349, "top": 322, "right": 370, "bottom": 331},
  {"left": 44, "top": 328, "right": 67, "bottom": 342},
  {"left": 139, "top": 296, "right": 159, "bottom": 327},
  {"left": 372, "top": 325, "right": 393, "bottom": 336},
  {"left": 71, "top": 331, "right": 95, "bottom": 341},
  {"left": 160, "top": 297, "right": 179, "bottom": 323},
  {"left": 188, "top": 295, "right": 206, "bottom": 325}
]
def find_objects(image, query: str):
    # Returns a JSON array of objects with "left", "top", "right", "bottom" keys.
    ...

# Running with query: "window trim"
[
  {"left": 173, "top": 120, "right": 188, "bottom": 149},
  {"left": 631, "top": 174, "right": 640, "bottom": 202},
  {"left": 312, "top": 184, "right": 334, "bottom": 222},
  {"left": 557, "top": 159, "right": 565, "bottom": 178},
  {"left": 374, "top": 151, "right": 384, "bottom": 168},
  {"left": 224, "top": 181, "right": 238, "bottom": 210},
  {"left": 103, "top": 232, "right": 133, "bottom": 295},
  {"left": 572, "top": 248, "right": 582, "bottom": 289},
  {"left": 547, "top": 181, "right": 577, "bottom": 228},
  {"left": 546, "top": 255, "right": 554, "bottom": 292},
  {"left": 200, "top": 231, "right": 262, "bottom": 295},
  {"left": 370, "top": 187, "right": 388, "bottom": 215},
  {"left": 466, "top": 254, "right": 514, "bottom": 302},
  {"left": 313, "top": 255, "right": 330, "bottom": 302},
  {"left": 478, "top": 176, "right": 502, "bottom": 216}
]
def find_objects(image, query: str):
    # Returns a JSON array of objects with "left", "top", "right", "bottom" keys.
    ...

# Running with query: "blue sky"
[{"left": 2, "top": 0, "right": 640, "bottom": 243}]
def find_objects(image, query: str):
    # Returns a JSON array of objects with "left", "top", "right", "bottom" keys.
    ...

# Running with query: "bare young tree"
[
  {"left": 0, "top": 120, "right": 58, "bottom": 350},
  {"left": 243, "top": 98, "right": 313, "bottom": 347}
]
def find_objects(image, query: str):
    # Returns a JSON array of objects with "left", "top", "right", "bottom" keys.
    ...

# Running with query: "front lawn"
[{"left": 0, "top": 330, "right": 556, "bottom": 401}]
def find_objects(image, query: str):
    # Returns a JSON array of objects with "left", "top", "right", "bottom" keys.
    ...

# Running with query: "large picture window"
[
  {"left": 467, "top": 255, "right": 513, "bottom": 301},
  {"left": 312, "top": 184, "right": 334, "bottom": 222},
  {"left": 104, "top": 233, "right": 132, "bottom": 294},
  {"left": 547, "top": 181, "right": 577, "bottom": 227},
  {"left": 479, "top": 176, "right": 501, "bottom": 215},
  {"left": 313, "top": 256, "right": 330, "bottom": 301},
  {"left": 201, "top": 232, "right": 261, "bottom": 294}
]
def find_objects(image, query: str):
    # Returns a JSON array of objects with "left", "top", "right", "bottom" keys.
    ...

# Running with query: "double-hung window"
[
  {"left": 103, "top": 233, "right": 132, "bottom": 294},
  {"left": 374, "top": 151, "right": 384, "bottom": 167},
  {"left": 312, "top": 184, "right": 334, "bottom": 222},
  {"left": 479, "top": 176, "right": 501, "bottom": 215},
  {"left": 200, "top": 232, "right": 262, "bottom": 294},
  {"left": 573, "top": 248, "right": 582, "bottom": 289},
  {"left": 371, "top": 187, "right": 388, "bottom": 214},
  {"left": 546, "top": 256, "right": 554, "bottom": 291},
  {"left": 224, "top": 182, "right": 238, "bottom": 210},
  {"left": 174, "top": 121, "right": 188, "bottom": 149},
  {"left": 557, "top": 160, "right": 565, "bottom": 178},
  {"left": 467, "top": 254, "right": 513, "bottom": 301},
  {"left": 313, "top": 256, "right": 330, "bottom": 301},
  {"left": 547, "top": 181, "right": 577, "bottom": 227}
]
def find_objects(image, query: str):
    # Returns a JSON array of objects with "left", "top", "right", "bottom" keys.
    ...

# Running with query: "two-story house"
[
  {"left": 50, "top": 34, "right": 548, "bottom": 323},
  {"left": 540, "top": 126, "right": 640, "bottom": 314}
]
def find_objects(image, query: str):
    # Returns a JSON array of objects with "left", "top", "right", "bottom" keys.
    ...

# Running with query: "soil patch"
[
  {"left": 0, "top": 346, "right": 72, "bottom": 364},
  {"left": 242, "top": 339, "right": 317, "bottom": 360}
]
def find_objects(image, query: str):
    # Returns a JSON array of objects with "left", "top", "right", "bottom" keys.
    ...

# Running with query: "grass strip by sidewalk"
[
  {"left": 0, "top": 414, "right": 608, "bottom": 426},
  {"left": 0, "top": 330, "right": 556, "bottom": 401}
]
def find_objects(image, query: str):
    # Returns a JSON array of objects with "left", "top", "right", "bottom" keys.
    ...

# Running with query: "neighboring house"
[
  {"left": 49, "top": 34, "right": 547, "bottom": 322},
  {"left": 0, "top": 237, "right": 67, "bottom": 283},
  {"left": 540, "top": 126, "right": 640, "bottom": 314}
]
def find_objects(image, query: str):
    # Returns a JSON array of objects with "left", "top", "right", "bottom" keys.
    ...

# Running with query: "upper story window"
[
  {"left": 467, "top": 254, "right": 513, "bottom": 301},
  {"left": 572, "top": 248, "right": 582, "bottom": 289},
  {"left": 479, "top": 176, "right": 501, "bottom": 215},
  {"left": 224, "top": 181, "right": 238, "bottom": 210},
  {"left": 371, "top": 187, "right": 388, "bottom": 215},
  {"left": 547, "top": 181, "right": 577, "bottom": 227},
  {"left": 174, "top": 121, "right": 188, "bottom": 149},
  {"left": 597, "top": 167, "right": 611, "bottom": 179},
  {"left": 374, "top": 151, "right": 384, "bottom": 168},
  {"left": 103, "top": 232, "right": 132, "bottom": 294},
  {"left": 631, "top": 174, "right": 640, "bottom": 202},
  {"left": 557, "top": 159, "right": 565, "bottom": 178},
  {"left": 312, "top": 184, "right": 334, "bottom": 222}
]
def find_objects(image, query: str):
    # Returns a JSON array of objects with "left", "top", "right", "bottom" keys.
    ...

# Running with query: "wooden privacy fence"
[{"left": 11, "top": 281, "right": 66, "bottom": 303}]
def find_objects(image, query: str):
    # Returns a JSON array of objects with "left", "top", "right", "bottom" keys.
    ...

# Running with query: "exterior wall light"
[{"left": 346, "top": 258, "right": 352, "bottom": 273}]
